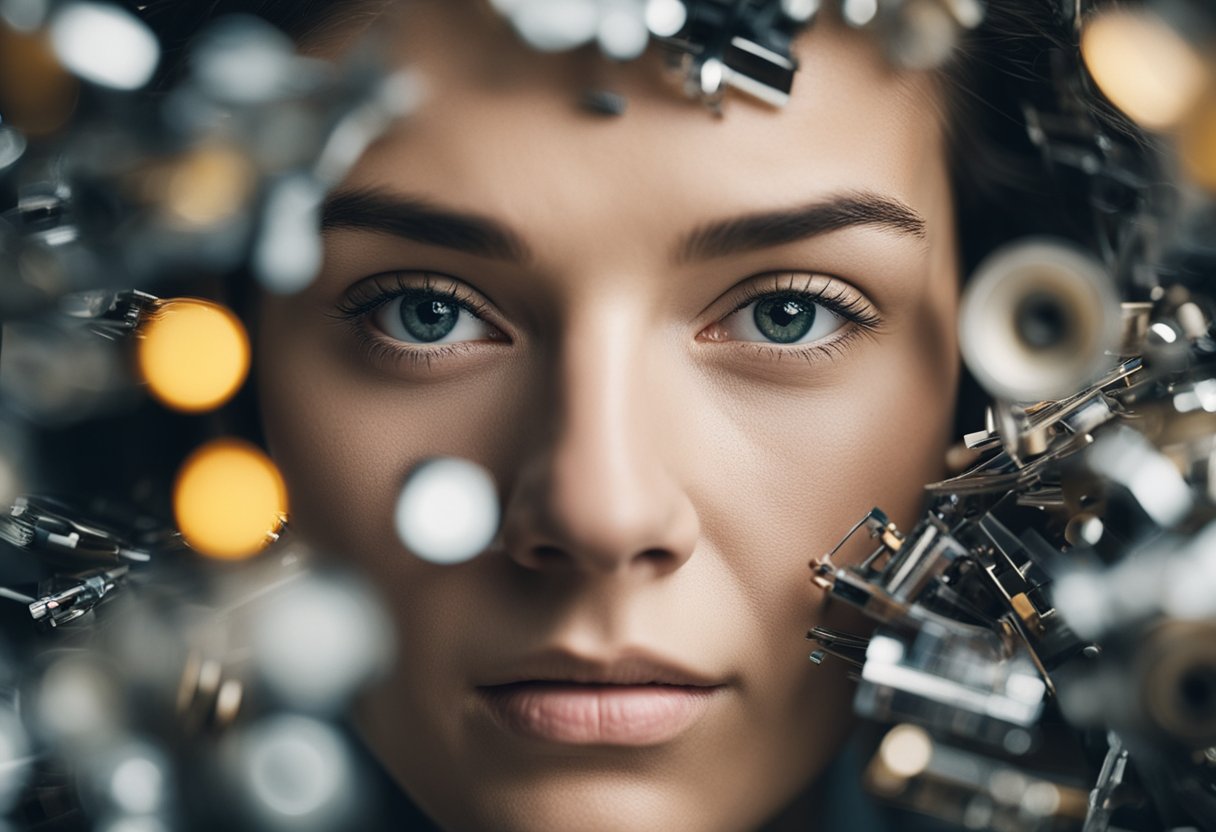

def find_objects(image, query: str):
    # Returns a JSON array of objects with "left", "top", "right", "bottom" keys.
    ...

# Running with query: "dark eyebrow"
[
  {"left": 321, "top": 187, "right": 532, "bottom": 263},
  {"left": 676, "top": 191, "right": 926, "bottom": 264}
]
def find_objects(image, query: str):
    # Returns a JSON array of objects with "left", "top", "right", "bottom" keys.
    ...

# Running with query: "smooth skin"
[{"left": 257, "top": 2, "right": 961, "bottom": 829}]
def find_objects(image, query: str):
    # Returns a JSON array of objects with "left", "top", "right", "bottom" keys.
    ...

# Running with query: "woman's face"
[{"left": 257, "top": 3, "right": 960, "bottom": 829}]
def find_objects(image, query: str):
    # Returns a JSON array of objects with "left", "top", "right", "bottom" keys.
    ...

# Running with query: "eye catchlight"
[{"left": 0, "top": 1, "right": 1213, "bottom": 830}]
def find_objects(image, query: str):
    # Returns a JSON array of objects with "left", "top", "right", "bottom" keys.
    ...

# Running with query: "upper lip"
[{"left": 476, "top": 647, "right": 727, "bottom": 688}]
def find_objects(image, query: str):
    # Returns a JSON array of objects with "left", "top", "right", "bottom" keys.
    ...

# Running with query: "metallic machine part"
[{"left": 1, "top": 0, "right": 1215, "bottom": 830}]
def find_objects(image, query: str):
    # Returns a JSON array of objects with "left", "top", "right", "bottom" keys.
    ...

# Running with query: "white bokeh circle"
[{"left": 394, "top": 457, "right": 500, "bottom": 565}]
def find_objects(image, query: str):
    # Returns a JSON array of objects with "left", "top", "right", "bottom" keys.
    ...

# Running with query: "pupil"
[
  {"left": 400, "top": 296, "right": 459, "bottom": 342},
  {"left": 754, "top": 296, "right": 815, "bottom": 344}
]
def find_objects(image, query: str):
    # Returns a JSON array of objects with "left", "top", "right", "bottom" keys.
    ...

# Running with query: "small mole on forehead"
[{"left": 580, "top": 88, "right": 629, "bottom": 117}]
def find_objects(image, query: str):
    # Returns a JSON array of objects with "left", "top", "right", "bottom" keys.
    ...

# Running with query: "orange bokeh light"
[
  {"left": 1081, "top": 8, "right": 1208, "bottom": 132},
  {"left": 137, "top": 298, "right": 250, "bottom": 413},
  {"left": 173, "top": 439, "right": 287, "bottom": 560}
]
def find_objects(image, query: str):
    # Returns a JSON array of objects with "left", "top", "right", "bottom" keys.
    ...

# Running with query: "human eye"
[
  {"left": 332, "top": 272, "right": 508, "bottom": 369},
  {"left": 700, "top": 273, "right": 884, "bottom": 362},
  {"left": 373, "top": 288, "right": 493, "bottom": 345}
]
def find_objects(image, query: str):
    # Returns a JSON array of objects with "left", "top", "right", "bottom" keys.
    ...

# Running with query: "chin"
[{"left": 424, "top": 776, "right": 722, "bottom": 832}]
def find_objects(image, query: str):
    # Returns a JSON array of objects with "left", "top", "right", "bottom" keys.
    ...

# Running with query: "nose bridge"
[
  {"left": 503, "top": 300, "right": 699, "bottom": 574},
  {"left": 556, "top": 305, "right": 644, "bottom": 492}
]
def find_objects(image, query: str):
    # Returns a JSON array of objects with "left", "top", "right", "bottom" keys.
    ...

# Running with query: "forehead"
[{"left": 323, "top": 3, "right": 947, "bottom": 254}]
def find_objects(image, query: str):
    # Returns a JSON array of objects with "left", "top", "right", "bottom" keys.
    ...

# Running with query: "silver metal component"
[
  {"left": 959, "top": 238, "right": 1122, "bottom": 404},
  {"left": 856, "top": 623, "right": 1047, "bottom": 739},
  {"left": 1, "top": 1, "right": 1214, "bottom": 830},
  {"left": 1083, "top": 733, "right": 1129, "bottom": 832},
  {"left": 0, "top": 496, "right": 154, "bottom": 564},
  {"left": 59, "top": 289, "right": 158, "bottom": 339},
  {"left": 1088, "top": 426, "right": 1193, "bottom": 528},
  {"left": 806, "top": 625, "right": 870, "bottom": 669},
  {"left": 866, "top": 726, "right": 1090, "bottom": 828},
  {"left": 28, "top": 565, "right": 128, "bottom": 627}
]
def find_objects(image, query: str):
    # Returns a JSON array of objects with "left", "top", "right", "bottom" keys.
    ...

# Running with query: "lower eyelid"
[
  {"left": 350, "top": 327, "right": 510, "bottom": 374},
  {"left": 730, "top": 325, "right": 872, "bottom": 363}
]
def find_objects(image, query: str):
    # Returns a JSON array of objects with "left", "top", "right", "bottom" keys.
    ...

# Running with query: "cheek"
[
  {"left": 683, "top": 275, "right": 959, "bottom": 694},
  {"left": 255, "top": 297, "right": 534, "bottom": 563},
  {"left": 692, "top": 279, "right": 959, "bottom": 579}
]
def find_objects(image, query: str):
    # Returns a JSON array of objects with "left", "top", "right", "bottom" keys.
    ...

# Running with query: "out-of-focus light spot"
[
  {"left": 394, "top": 457, "right": 499, "bottom": 565},
  {"left": 242, "top": 716, "right": 351, "bottom": 820},
  {"left": 988, "top": 769, "right": 1028, "bottom": 805},
  {"left": 889, "top": 0, "right": 958, "bottom": 70},
  {"left": 598, "top": 6, "right": 649, "bottom": 59},
  {"left": 1090, "top": 428, "right": 1192, "bottom": 527},
  {"left": 962, "top": 800, "right": 994, "bottom": 830},
  {"left": 1181, "top": 86, "right": 1216, "bottom": 192},
  {"left": 0, "top": 0, "right": 50, "bottom": 32},
  {"left": 313, "top": 70, "right": 424, "bottom": 185},
  {"left": 843, "top": 0, "right": 878, "bottom": 27},
  {"left": 0, "top": 708, "right": 29, "bottom": 812},
  {"left": 699, "top": 58, "right": 724, "bottom": 95},
  {"left": 1066, "top": 514, "right": 1104, "bottom": 546},
  {"left": 173, "top": 439, "right": 287, "bottom": 560},
  {"left": 780, "top": 0, "right": 819, "bottom": 24},
  {"left": 0, "top": 23, "right": 78, "bottom": 136},
  {"left": 1051, "top": 572, "right": 1105, "bottom": 639},
  {"left": 163, "top": 144, "right": 254, "bottom": 227},
  {"left": 1149, "top": 321, "right": 1179, "bottom": 344},
  {"left": 645, "top": 0, "right": 686, "bottom": 36},
  {"left": 214, "top": 678, "right": 243, "bottom": 726},
  {"left": 1021, "top": 781, "right": 1061, "bottom": 817},
  {"left": 1002, "top": 727, "right": 1032, "bottom": 755},
  {"left": 865, "top": 634, "right": 905, "bottom": 665},
  {"left": 0, "top": 126, "right": 25, "bottom": 171},
  {"left": 1081, "top": 8, "right": 1208, "bottom": 131},
  {"left": 252, "top": 575, "right": 393, "bottom": 712},
  {"left": 109, "top": 750, "right": 166, "bottom": 815},
  {"left": 949, "top": 0, "right": 984, "bottom": 29},
  {"left": 878, "top": 724, "right": 932, "bottom": 779},
  {"left": 0, "top": 446, "right": 22, "bottom": 509},
  {"left": 97, "top": 817, "right": 168, "bottom": 832},
  {"left": 253, "top": 174, "right": 324, "bottom": 294},
  {"left": 190, "top": 16, "right": 298, "bottom": 105},
  {"left": 512, "top": 0, "right": 599, "bottom": 51},
  {"left": 35, "top": 657, "right": 119, "bottom": 745},
  {"left": 49, "top": 2, "right": 160, "bottom": 90},
  {"left": 137, "top": 299, "right": 250, "bottom": 413}
]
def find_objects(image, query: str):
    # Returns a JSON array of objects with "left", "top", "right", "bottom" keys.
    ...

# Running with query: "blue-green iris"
[
  {"left": 399, "top": 293, "right": 459, "bottom": 342},
  {"left": 753, "top": 295, "right": 815, "bottom": 343}
]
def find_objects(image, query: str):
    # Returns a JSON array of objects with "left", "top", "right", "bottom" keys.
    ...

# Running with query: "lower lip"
[{"left": 478, "top": 683, "right": 723, "bottom": 746}]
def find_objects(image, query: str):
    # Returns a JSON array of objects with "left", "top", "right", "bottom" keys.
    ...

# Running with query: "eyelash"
[
  {"left": 330, "top": 273, "right": 501, "bottom": 372},
  {"left": 331, "top": 272, "right": 884, "bottom": 370},
  {"left": 717, "top": 275, "right": 885, "bottom": 364}
]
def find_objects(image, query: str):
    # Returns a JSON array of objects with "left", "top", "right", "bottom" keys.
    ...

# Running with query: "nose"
[{"left": 499, "top": 307, "right": 700, "bottom": 577}]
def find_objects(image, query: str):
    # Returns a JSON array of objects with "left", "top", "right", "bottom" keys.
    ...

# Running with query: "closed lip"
[
  {"left": 474, "top": 647, "right": 729, "bottom": 688},
  {"left": 474, "top": 648, "right": 730, "bottom": 746}
]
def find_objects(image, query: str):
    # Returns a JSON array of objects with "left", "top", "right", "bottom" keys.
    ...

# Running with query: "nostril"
[
  {"left": 638, "top": 548, "right": 670, "bottom": 563},
  {"left": 532, "top": 545, "right": 565, "bottom": 563}
]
